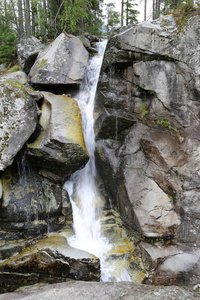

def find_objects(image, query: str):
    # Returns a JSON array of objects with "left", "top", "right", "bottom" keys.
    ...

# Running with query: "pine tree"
[
  {"left": 106, "top": 2, "right": 120, "bottom": 33},
  {"left": 0, "top": 0, "right": 17, "bottom": 65},
  {"left": 126, "top": 0, "right": 139, "bottom": 25}
]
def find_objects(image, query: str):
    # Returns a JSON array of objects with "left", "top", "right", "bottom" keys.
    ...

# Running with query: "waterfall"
[{"left": 64, "top": 40, "right": 131, "bottom": 281}]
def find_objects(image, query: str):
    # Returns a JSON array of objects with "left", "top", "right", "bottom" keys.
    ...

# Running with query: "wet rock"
[
  {"left": 0, "top": 165, "right": 72, "bottom": 234},
  {"left": 0, "top": 236, "right": 100, "bottom": 293},
  {"left": 0, "top": 180, "right": 2, "bottom": 201},
  {"left": 96, "top": 111, "right": 135, "bottom": 141},
  {"left": 87, "top": 47, "right": 99, "bottom": 54},
  {"left": 27, "top": 91, "right": 89, "bottom": 181},
  {"left": 28, "top": 33, "right": 89, "bottom": 89},
  {"left": 0, "top": 272, "right": 39, "bottom": 294},
  {"left": 0, "top": 82, "right": 37, "bottom": 171},
  {"left": 104, "top": 241, "right": 147, "bottom": 283},
  {"left": 17, "top": 36, "right": 45, "bottom": 74}
]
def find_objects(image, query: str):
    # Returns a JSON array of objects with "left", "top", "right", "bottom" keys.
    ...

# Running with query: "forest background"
[{"left": 0, "top": 0, "right": 199, "bottom": 67}]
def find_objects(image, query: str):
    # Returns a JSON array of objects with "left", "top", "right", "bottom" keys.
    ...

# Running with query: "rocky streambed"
[{"left": 0, "top": 13, "right": 200, "bottom": 296}]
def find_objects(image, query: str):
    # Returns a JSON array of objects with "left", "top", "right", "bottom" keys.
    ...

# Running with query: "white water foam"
[{"left": 64, "top": 40, "right": 131, "bottom": 282}]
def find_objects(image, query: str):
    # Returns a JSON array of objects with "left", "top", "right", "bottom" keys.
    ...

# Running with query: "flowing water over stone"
[{"left": 64, "top": 40, "right": 132, "bottom": 281}]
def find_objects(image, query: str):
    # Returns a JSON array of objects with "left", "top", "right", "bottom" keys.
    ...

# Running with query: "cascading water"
[{"left": 64, "top": 40, "right": 131, "bottom": 281}]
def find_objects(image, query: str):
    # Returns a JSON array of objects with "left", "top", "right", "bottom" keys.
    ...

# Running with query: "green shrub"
[
  {"left": 140, "top": 102, "right": 149, "bottom": 117},
  {"left": 7, "top": 65, "right": 23, "bottom": 73},
  {"left": 155, "top": 119, "right": 171, "bottom": 127}
]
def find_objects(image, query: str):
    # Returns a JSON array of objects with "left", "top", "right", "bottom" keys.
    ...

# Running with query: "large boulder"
[
  {"left": 105, "top": 15, "right": 200, "bottom": 77},
  {"left": 96, "top": 123, "right": 183, "bottom": 238},
  {"left": 149, "top": 252, "right": 200, "bottom": 285},
  {"left": 27, "top": 91, "right": 89, "bottom": 182},
  {"left": 0, "top": 82, "right": 38, "bottom": 171},
  {"left": 17, "top": 36, "right": 45, "bottom": 74},
  {"left": 0, "top": 235, "right": 100, "bottom": 293},
  {"left": 28, "top": 33, "right": 89, "bottom": 90},
  {"left": 140, "top": 242, "right": 200, "bottom": 285}
]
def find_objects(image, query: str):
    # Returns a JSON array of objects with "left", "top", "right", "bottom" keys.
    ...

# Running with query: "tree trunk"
[
  {"left": 78, "top": 18, "right": 84, "bottom": 35},
  {"left": 153, "top": 0, "right": 155, "bottom": 19},
  {"left": 3, "top": 0, "right": 7, "bottom": 25},
  {"left": 43, "top": 0, "right": 48, "bottom": 25},
  {"left": 31, "top": 0, "right": 36, "bottom": 35},
  {"left": 18, "top": 0, "right": 24, "bottom": 38},
  {"left": 47, "top": 0, "right": 53, "bottom": 30},
  {"left": 121, "top": 0, "right": 124, "bottom": 26},
  {"left": 25, "top": 0, "right": 31, "bottom": 37},
  {"left": 126, "top": 0, "right": 128, "bottom": 26},
  {"left": 155, "top": 0, "right": 160, "bottom": 19},
  {"left": 144, "top": 0, "right": 146, "bottom": 21}
]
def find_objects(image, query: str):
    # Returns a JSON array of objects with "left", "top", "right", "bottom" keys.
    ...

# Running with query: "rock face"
[
  {"left": 28, "top": 33, "right": 89, "bottom": 90},
  {"left": 0, "top": 281, "right": 198, "bottom": 300},
  {"left": 0, "top": 81, "right": 38, "bottom": 171},
  {"left": 17, "top": 36, "right": 45, "bottom": 74},
  {"left": 0, "top": 165, "right": 72, "bottom": 234},
  {"left": 27, "top": 91, "right": 89, "bottom": 182},
  {"left": 95, "top": 14, "right": 200, "bottom": 285}
]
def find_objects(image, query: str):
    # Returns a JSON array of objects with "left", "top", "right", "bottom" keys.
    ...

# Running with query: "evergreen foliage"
[
  {"left": 106, "top": 2, "right": 120, "bottom": 33},
  {"left": 125, "top": 0, "right": 139, "bottom": 25},
  {"left": 0, "top": 1, "right": 17, "bottom": 65},
  {"left": 0, "top": 29, "right": 17, "bottom": 64},
  {"left": 152, "top": 0, "right": 200, "bottom": 20},
  {"left": 0, "top": 0, "right": 104, "bottom": 65}
]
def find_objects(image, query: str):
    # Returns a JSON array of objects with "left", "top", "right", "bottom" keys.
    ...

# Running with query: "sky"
[{"left": 103, "top": 0, "right": 153, "bottom": 23}]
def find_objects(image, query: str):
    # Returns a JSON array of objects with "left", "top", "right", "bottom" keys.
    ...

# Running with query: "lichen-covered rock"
[
  {"left": 17, "top": 36, "right": 45, "bottom": 74},
  {"left": 0, "top": 82, "right": 37, "bottom": 171},
  {"left": 28, "top": 33, "right": 89, "bottom": 88},
  {"left": 0, "top": 71, "right": 43, "bottom": 102},
  {"left": 27, "top": 91, "right": 89, "bottom": 181},
  {"left": 0, "top": 71, "right": 28, "bottom": 85},
  {"left": 0, "top": 165, "right": 72, "bottom": 233}
]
